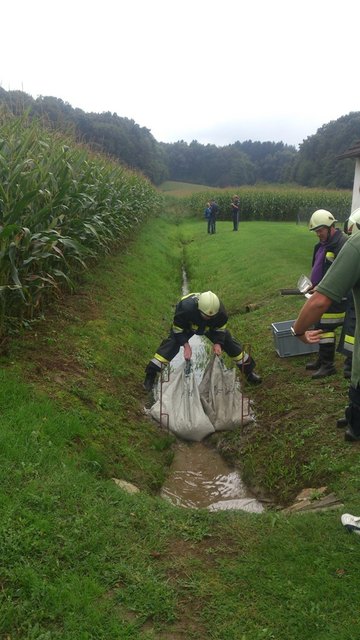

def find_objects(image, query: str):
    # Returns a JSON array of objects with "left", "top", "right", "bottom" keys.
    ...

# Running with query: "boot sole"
[
  {"left": 311, "top": 370, "right": 336, "bottom": 379},
  {"left": 344, "top": 429, "right": 360, "bottom": 442}
]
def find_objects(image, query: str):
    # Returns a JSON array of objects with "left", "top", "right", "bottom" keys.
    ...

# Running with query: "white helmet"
[
  {"left": 348, "top": 207, "right": 360, "bottom": 236},
  {"left": 309, "top": 209, "right": 338, "bottom": 231},
  {"left": 198, "top": 291, "right": 220, "bottom": 316}
]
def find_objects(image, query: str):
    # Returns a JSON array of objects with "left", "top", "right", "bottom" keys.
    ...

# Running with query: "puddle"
[{"left": 160, "top": 440, "right": 264, "bottom": 512}]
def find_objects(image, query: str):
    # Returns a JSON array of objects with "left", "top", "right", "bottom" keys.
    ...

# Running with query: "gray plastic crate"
[{"left": 271, "top": 320, "right": 319, "bottom": 358}]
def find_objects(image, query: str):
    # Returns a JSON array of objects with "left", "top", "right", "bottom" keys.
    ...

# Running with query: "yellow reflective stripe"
[
  {"left": 325, "top": 251, "right": 335, "bottom": 260},
  {"left": 233, "top": 351, "right": 249, "bottom": 363},
  {"left": 320, "top": 332, "right": 335, "bottom": 339},
  {"left": 172, "top": 324, "right": 184, "bottom": 334},
  {"left": 322, "top": 312, "right": 345, "bottom": 319},
  {"left": 191, "top": 324, "right": 199, "bottom": 331},
  {"left": 180, "top": 292, "right": 198, "bottom": 301},
  {"left": 153, "top": 354, "right": 169, "bottom": 364},
  {"left": 345, "top": 335, "right": 355, "bottom": 345},
  {"left": 217, "top": 323, "right": 227, "bottom": 330}
]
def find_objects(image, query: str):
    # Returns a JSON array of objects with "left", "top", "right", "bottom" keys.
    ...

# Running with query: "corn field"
[
  {"left": 0, "top": 109, "right": 162, "bottom": 333},
  {"left": 187, "top": 186, "right": 352, "bottom": 223}
]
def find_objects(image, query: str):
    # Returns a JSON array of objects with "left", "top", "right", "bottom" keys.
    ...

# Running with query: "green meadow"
[{"left": 2, "top": 198, "right": 360, "bottom": 639}]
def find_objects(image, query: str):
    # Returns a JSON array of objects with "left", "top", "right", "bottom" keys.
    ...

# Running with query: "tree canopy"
[{"left": 0, "top": 87, "right": 358, "bottom": 188}]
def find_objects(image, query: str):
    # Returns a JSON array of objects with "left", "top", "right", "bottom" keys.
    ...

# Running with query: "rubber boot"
[
  {"left": 238, "top": 357, "right": 262, "bottom": 385},
  {"left": 344, "top": 430, "right": 360, "bottom": 442},
  {"left": 143, "top": 362, "right": 161, "bottom": 392},
  {"left": 305, "top": 357, "right": 321, "bottom": 371},
  {"left": 246, "top": 371, "right": 262, "bottom": 384},
  {"left": 337, "top": 416, "right": 348, "bottom": 428},
  {"left": 344, "top": 394, "right": 360, "bottom": 442},
  {"left": 311, "top": 363, "right": 337, "bottom": 379},
  {"left": 337, "top": 403, "right": 350, "bottom": 428},
  {"left": 312, "top": 343, "right": 336, "bottom": 379}
]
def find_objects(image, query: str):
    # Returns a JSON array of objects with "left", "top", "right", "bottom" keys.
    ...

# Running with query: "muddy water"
[
  {"left": 160, "top": 440, "right": 264, "bottom": 512},
  {"left": 157, "top": 333, "right": 264, "bottom": 513}
]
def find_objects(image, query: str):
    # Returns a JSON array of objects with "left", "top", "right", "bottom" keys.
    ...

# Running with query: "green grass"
[{"left": 2, "top": 211, "right": 360, "bottom": 639}]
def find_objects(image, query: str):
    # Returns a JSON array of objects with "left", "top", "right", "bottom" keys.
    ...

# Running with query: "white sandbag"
[
  {"left": 150, "top": 361, "right": 215, "bottom": 442},
  {"left": 199, "top": 355, "right": 253, "bottom": 431},
  {"left": 208, "top": 498, "right": 264, "bottom": 513}
]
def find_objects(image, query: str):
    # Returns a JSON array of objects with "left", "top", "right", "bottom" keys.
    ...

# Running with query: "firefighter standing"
[
  {"left": 305, "top": 209, "right": 347, "bottom": 379},
  {"left": 292, "top": 209, "right": 360, "bottom": 442},
  {"left": 143, "top": 291, "right": 262, "bottom": 391}
]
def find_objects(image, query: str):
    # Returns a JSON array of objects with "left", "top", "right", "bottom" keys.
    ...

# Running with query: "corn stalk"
[{"left": 0, "top": 108, "right": 162, "bottom": 332}]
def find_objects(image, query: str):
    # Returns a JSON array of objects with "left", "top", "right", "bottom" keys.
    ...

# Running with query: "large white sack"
[
  {"left": 199, "top": 355, "right": 253, "bottom": 431},
  {"left": 150, "top": 361, "right": 215, "bottom": 442}
]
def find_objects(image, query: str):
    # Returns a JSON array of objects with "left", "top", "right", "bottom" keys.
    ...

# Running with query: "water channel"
[{"left": 152, "top": 328, "right": 264, "bottom": 514}]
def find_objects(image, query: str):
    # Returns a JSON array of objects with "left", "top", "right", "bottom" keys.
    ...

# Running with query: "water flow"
[
  {"left": 158, "top": 272, "right": 264, "bottom": 513},
  {"left": 160, "top": 440, "right": 264, "bottom": 512}
]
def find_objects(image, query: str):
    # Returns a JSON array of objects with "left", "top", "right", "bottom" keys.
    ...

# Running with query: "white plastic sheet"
[
  {"left": 150, "top": 361, "right": 215, "bottom": 441},
  {"left": 199, "top": 355, "right": 253, "bottom": 431}
]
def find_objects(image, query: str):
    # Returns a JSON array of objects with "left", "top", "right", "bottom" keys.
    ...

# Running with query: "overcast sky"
[{"left": 1, "top": 0, "right": 359, "bottom": 149}]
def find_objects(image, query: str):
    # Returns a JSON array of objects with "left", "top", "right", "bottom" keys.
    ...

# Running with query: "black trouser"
[
  {"left": 315, "top": 316, "right": 345, "bottom": 365},
  {"left": 344, "top": 354, "right": 353, "bottom": 375},
  {"left": 146, "top": 329, "right": 255, "bottom": 375},
  {"left": 318, "top": 342, "right": 336, "bottom": 365},
  {"left": 209, "top": 217, "right": 216, "bottom": 234},
  {"left": 347, "top": 386, "right": 360, "bottom": 437},
  {"left": 232, "top": 211, "right": 239, "bottom": 230}
]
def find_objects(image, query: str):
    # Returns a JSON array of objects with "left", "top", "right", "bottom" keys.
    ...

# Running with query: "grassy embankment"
[{"left": 2, "top": 200, "right": 360, "bottom": 639}]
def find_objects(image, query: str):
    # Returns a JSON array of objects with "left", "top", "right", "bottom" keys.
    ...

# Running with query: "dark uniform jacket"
[
  {"left": 209, "top": 202, "right": 219, "bottom": 220},
  {"left": 172, "top": 293, "right": 227, "bottom": 347},
  {"left": 312, "top": 229, "right": 348, "bottom": 316}
]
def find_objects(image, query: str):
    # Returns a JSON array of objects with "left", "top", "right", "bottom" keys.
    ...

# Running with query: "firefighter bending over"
[{"left": 143, "top": 291, "right": 262, "bottom": 391}]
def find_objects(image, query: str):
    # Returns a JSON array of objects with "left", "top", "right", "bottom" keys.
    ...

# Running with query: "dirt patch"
[
  {"left": 156, "top": 537, "right": 222, "bottom": 639},
  {"left": 7, "top": 286, "right": 125, "bottom": 405}
]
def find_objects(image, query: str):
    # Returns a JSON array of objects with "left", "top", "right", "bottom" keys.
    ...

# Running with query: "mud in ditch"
[{"left": 160, "top": 439, "right": 264, "bottom": 512}]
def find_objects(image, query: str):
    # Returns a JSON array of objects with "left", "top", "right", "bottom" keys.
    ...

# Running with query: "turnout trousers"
[{"left": 346, "top": 385, "right": 360, "bottom": 438}]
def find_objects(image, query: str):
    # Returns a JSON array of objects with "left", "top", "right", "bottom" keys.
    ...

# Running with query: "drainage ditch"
[{"left": 153, "top": 314, "right": 264, "bottom": 513}]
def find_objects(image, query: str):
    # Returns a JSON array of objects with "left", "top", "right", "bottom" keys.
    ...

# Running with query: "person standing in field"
[
  {"left": 208, "top": 199, "right": 219, "bottom": 234},
  {"left": 303, "top": 209, "right": 347, "bottom": 379},
  {"left": 231, "top": 195, "right": 240, "bottom": 231},
  {"left": 291, "top": 209, "right": 360, "bottom": 442},
  {"left": 204, "top": 202, "right": 212, "bottom": 234}
]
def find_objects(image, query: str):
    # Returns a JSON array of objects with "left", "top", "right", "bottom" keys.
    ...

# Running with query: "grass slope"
[{"left": 1, "top": 212, "right": 360, "bottom": 639}]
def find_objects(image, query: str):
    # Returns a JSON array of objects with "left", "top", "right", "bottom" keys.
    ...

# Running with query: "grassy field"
[{"left": 2, "top": 204, "right": 360, "bottom": 639}]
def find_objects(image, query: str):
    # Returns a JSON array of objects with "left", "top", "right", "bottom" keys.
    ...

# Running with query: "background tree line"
[{"left": 0, "top": 87, "right": 358, "bottom": 189}]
